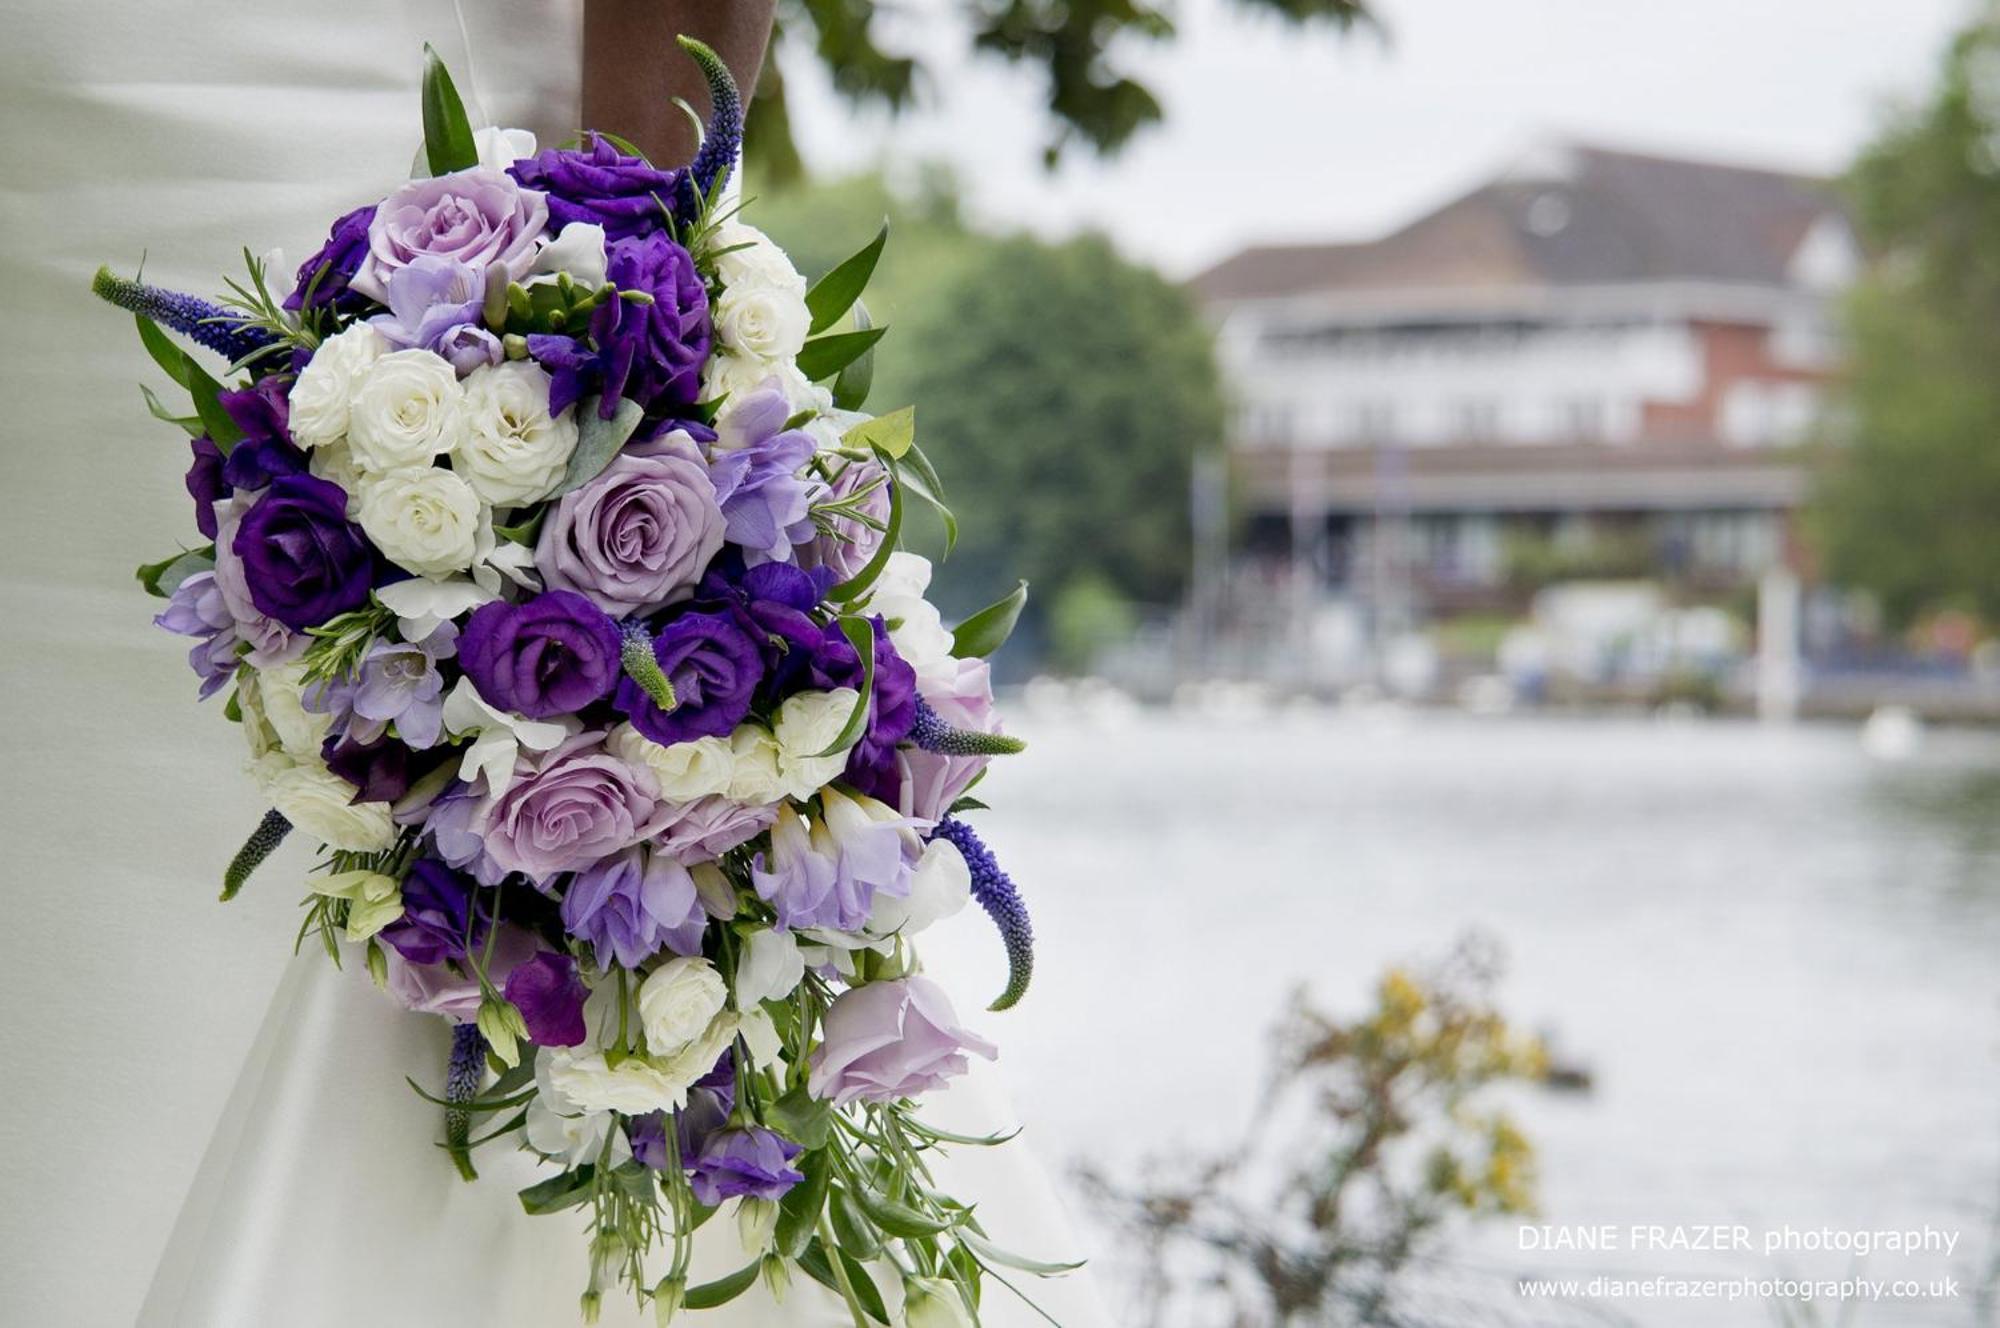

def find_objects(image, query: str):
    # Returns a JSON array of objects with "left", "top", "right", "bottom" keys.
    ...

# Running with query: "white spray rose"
[
  {"left": 347, "top": 348, "right": 464, "bottom": 472},
  {"left": 734, "top": 927, "right": 806, "bottom": 1008},
  {"left": 356, "top": 466, "right": 485, "bottom": 578},
  {"left": 453, "top": 361, "right": 577, "bottom": 505},
  {"left": 771, "top": 688, "right": 859, "bottom": 801},
  {"left": 262, "top": 758, "right": 396, "bottom": 852},
  {"left": 715, "top": 282, "right": 810, "bottom": 363},
  {"left": 724, "top": 724, "right": 787, "bottom": 806},
  {"left": 712, "top": 221, "right": 807, "bottom": 295},
  {"left": 702, "top": 350, "right": 818, "bottom": 412},
  {"left": 637, "top": 956, "right": 729, "bottom": 1055},
  {"left": 608, "top": 724, "right": 736, "bottom": 802},
  {"left": 867, "top": 553, "right": 959, "bottom": 690},
  {"left": 288, "top": 324, "right": 386, "bottom": 449}
]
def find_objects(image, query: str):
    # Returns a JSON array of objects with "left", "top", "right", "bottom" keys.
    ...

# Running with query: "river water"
[{"left": 915, "top": 707, "right": 2000, "bottom": 1326}]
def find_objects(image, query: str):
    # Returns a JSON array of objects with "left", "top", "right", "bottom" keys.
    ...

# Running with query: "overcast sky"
[{"left": 780, "top": 0, "right": 1970, "bottom": 277}]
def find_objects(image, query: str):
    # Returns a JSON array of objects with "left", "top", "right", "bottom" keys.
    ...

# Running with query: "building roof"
[{"left": 1192, "top": 143, "right": 1846, "bottom": 306}]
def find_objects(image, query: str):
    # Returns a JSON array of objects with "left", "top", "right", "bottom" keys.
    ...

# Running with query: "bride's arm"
[{"left": 582, "top": 0, "right": 777, "bottom": 166}]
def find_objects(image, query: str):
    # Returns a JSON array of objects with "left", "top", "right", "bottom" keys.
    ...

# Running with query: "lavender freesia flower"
[
  {"left": 307, "top": 622, "right": 455, "bottom": 749},
  {"left": 750, "top": 788, "right": 914, "bottom": 933},
  {"left": 286, "top": 203, "right": 376, "bottom": 313},
  {"left": 352, "top": 166, "right": 549, "bottom": 305},
  {"left": 379, "top": 858, "right": 483, "bottom": 966},
  {"left": 560, "top": 844, "right": 707, "bottom": 969},
  {"left": 457, "top": 591, "right": 622, "bottom": 719},
  {"left": 368, "top": 254, "right": 500, "bottom": 374},
  {"left": 534, "top": 446, "right": 725, "bottom": 618},
  {"left": 707, "top": 381, "right": 820, "bottom": 563},
  {"left": 504, "top": 951, "right": 589, "bottom": 1047},
  {"left": 472, "top": 731, "right": 663, "bottom": 881},
  {"left": 807, "top": 976, "right": 997, "bottom": 1107},
  {"left": 154, "top": 571, "right": 240, "bottom": 699},
  {"left": 383, "top": 925, "right": 537, "bottom": 1023},
  {"left": 688, "top": 1127, "right": 804, "bottom": 1206},
  {"left": 231, "top": 474, "right": 375, "bottom": 631},
  {"left": 614, "top": 610, "right": 762, "bottom": 746},
  {"left": 508, "top": 136, "right": 682, "bottom": 240}
]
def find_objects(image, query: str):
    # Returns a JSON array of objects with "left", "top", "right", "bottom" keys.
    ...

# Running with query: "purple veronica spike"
[
  {"left": 673, "top": 37, "right": 742, "bottom": 219},
  {"left": 92, "top": 267, "right": 279, "bottom": 365},
  {"left": 909, "top": 696, "right": 1026, "bottom": 757},
  {"left": 927, "top": 817, "right": 1034, "bottom": 1011},
  {"left": 444, "top": 1022, "right": 487, "bottom": 1181}
]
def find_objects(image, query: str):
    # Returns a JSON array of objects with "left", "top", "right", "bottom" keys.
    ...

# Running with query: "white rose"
[
  {"left": 734, "top": 927, "right": 805, "bottom": 1009},
  {"left": 867, "top": 553, "right": 958, "bottom": 690},
  {"left": 453, "top": 362, "right": 578, "bottom": 505},
  {"left": 608, "top": 724, "right": 735, "bottom": 802},
  {"left": 288, "top": 324, "right": 386, "bottom": 449},
  {"left": 869, "top": 838, "right": 970, "bottom": 939},
  {"left": 771, "top": 688, "right": 859, "bottom": 801},
  {"left": 545, "top": 1049, "right": 692, "bottom": 1116},
  {"left": 724, "top": 724, "right": 787, "bottom": 806},
  {"left": 347, "top": 349, "right": 464, "bottom": 472},
  {"left": 263, "top": 759, "right": 396, "bottom": 852},
  {"left": 711, "top": 220, "right": 806, "bottom": 295},
  {"left": 356, "top": 466, "right": 485, "bottom": 579},
  {"left": 715, "top": 282, "right": 810, "bottom": 364},
  {"left": 637, "top": 956, "right": 728, "bottom": 1055},
  {"left": 249, "top": 659, "right": 331, "bottom": 761}
]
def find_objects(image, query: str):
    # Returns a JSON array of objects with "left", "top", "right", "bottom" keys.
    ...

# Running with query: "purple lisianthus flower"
[
  {"left": 352, "top": 166, "right": 549, "bottom": 305},
  {"left": 688, "top": 1127, "right": 805, "bottom": 1206},
  {"left": 231, "top": 474, "right": 374, "bottom": 631},
  {"left": 654, "top": 796, "right": 779, "bottom": 865},
  {"left": 751, "top": 791, "right": 913, "bottom": 934},
  {"left": 186, "top": 436, "right": 230, "bottom": 540},
  {"left": 799, "top": 456, "right": 891, "bottom": 584},
  {"left": 503, "top": 950, "right": 589, "bottom": 1047},
  {"left": 807, "top": 976, "right": 997, "bottom": 1108},
  {"left": 458, "top": 591, "right": 621, "bottom": 719},
  {"left": 154, "top": 570, "right": 240, "bottom": 699},
  {"left": 473, "top": 731, "right": 663, "bottom": 881},
  {"left": 509, "top": 136, "right": 682, "bottom": 240},
  {"left": 696, "top": 557, "right": 838, "bottom": 701},
  {"left": 321, "top": 731, "right": 421, "bottom": 804},
  {"left": 559, "top": 844, "right": 707, "bottom": 969},
  {"left": 596, "top": 232, "right": 710, "bottom": 414},
  {"left": 286, "top": 203, "right": 376, "bottom": 314},
  {"left": 379, "top": 858, "right": 484, "bottom": 966},
  {"left": 368, "top": 254, "right": 501, "bottom": 375},
  {"left": 536, "top": 445, "right": 725, "bottom": 618},
  {"left": 216, "top": 376, "right": 308, "bottom": 491},
  {"left": 615, "top": 610, "right": 762, "bottom": 745},
  {"left": 628, "top": 1055, "right": 733, "bottom": 1170},
  {"left": 306, "top": 622, "right": 454, "bottom": 749},
  {"left": 707, "top": 382, "right": 821, "bottom": 563}
]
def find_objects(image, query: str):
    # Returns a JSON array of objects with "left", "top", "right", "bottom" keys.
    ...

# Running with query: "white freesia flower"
[
  {"left": 472, "top": 125, "right": 538, "bottom": 170},
  {"left": 263, "top": 759, "right": 396, "bottom": 852},
  {"left": 526, "top": 222, "right": 607, "bottom": 289},
  {"left": 309, "top": 869, "right": 404, "bottom": 942},
  {"left": 867, "top": 553, "right": 959, "bottom": 690},
  {"left": 724, "top": 724, "right": 787, "bottom": 806},
  {"left": 637, "top": 957, "right": 728, "bottom": 1055},
  {"left": 374, "top": 576, "right": 497, "bottom": 643},
  {"left": 734, "top": 927, "right": 805, "bottom": 1009},
  {"left": 771, "top": 688, "right": 859, "bottom": 801},
  {"left": 869, "top": 838, "right": 971, "bottom": 939},
  {"left": 440, "top": 678, "right": 572, "bottom": 796},
  {"left": 607, "top": 724, "right": 735, "bottom": 801},
  {"left": 525, "top": 1048, "right": 632, "bottom": 1167},
  {"left": 544, "top": 1049, "right": 692, "bottom": 1116},
  {"left": 347, "top": 348, "right": 464, "bottom": 472},
  {"left": 248, "top": 659, "right": 330, "bottom": 760},
  {"left": 740, "top": 1007, "right": 782, "bottom": 1067},
  {"left": 356, "top": 466, "right": 485, "bottom": 578},
  {"left": 289, "top": 324, "right": 386, "bottom": 449},
  {"left": 454, "top": 362, "right": 578, "bottom": 505},
  {"left": 715, "top": 281, "right": 810, "bottom": 363}
]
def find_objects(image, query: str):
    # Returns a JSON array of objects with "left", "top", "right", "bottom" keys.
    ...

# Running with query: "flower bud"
[
  {"left": 736, "top": 1196, "right": 780, "bottom": 1255},
  {"left": 760, "top": 1253, "right": 792, "bottom": 1303},
  {"left": 903, "top": 1277, "right": 975, "bottom": 1328},
  {"left": 652, "top": 1275, "right": 685, "bottom": 1326}
]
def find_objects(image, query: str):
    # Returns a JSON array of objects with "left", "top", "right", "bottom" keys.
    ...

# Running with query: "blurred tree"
[
  {"left": 1811, "top": 9, "right": 2000, "bottom": 626},
  {"left": 1048, "top": 571, "right": 1140, "bottom": 673},
  {"left": 744, "top": 0, "right": 1377, "bottom": 181}
]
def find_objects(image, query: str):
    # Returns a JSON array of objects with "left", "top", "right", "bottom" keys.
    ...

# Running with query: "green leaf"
[
  {"left": 835, "top": 1247, "right": 891, "bottom": 1324},
  {"left": 944, "top": 796, "right": 991, "bottom": 816},
  {"left": 683, "top": 1261, "right": 760, "bottom": 1310},
  {"left": 493, "top": 507, "right": 547, "bottom": 545},
  {"left": 805, "top": 222, "right": 888, "bottom": 335},
  {"left": 136, "top": 545, "right": 215, "bottom": 598},
  {"left": 831, "top": 302, "right": 877, "bottom": 410},
  {"left": 549, "top": 396, "right": 644, "bottom": 497},
  {"left": 827, "top": 455, "right": 902, "bottom": 605},
  {"left": 847, "top": 1183, "right": 953, "bottom": 1239},
  {"left": 894, "top": 442, "right": 957, "bottom": 555},
  {"left": 135, "top": 315, "right": 193, "bottom": 388},
  {"left": 421, "top": 44, "right": 479, "bottom": 175},
  {"left": 140, "top": 384, "right": 204, "bottom": 435},
  {"left": 183, "top": 353, "right": 242, "bottom": 452},
  {"left": 517, "top": 1166, "right": 596, "bottom": 1216},
  {"left": 828, "top": 1185, "right": 882, "bottom": 1259},
  {"left": 959, "top": 1230, "right": 1085, "bottom": 1276},
  {"left": 775, "top": 1148, "right": 831, "bottom": 1256},
  {"left": 796, "top": 324, "right": 887, "bottom": 384},
  {"left": 766, "top": 1083, "right": 835, "bottom": 1150},
  {"left": 808, "top": 618, "right": 875, "bottom": 758},
  {"left": 951, "top": 581, "right": 1029, "bottom": 658},
  {"left": 840, "top": 405, "right": 915, "bottom": 460}
]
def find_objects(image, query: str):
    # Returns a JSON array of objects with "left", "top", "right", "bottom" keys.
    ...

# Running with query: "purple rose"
[
  {"left": 186, "top": 436, "right": 229, "bottom": 539},
  {"left": 473, "top": 732, "right": 663, "bottom": 881},
  {"left": 614, "top": 610, "right": 762, "bottom": 745},
  {"left": 379, "top": 858, "right": 483, "bottom": 966},
  {"left": 459, "top": 591, "right": 622, "bottom": 719},
  {"left": 534, "top": 448, "right": 725, "bottom": 618},
  {"left": 504, "top": 951, "right": 589, "bottom": 1047},
  {"left": 706, "top": 382, "right": 820, "bottom": 563},
  {"left": 508, "top": 136, "right": 683, "bottom": 240},
  {"left": 230, "top": 474, "right": 375, "bottom": 631},
  {"left": 286, "top": 203, "right": 376, "bottom": 313},
  {"left": 595, "top": 232, "right": 710, "bottom": 413},
  {"left": 687, "top": 1127, "right": 805, "bottom": 1206},
  {"left": 799, "top": 456, "right": 891, "bottom": 584},
  {"left": 808, "top": 977, "right": 997, "bottom": 1108},
  {"left": 559, "top": 844, "right": 707, "bottom": 969},
  {"left": 352, "top": 166, "right": 549, "bottom": 305},
  {"left": 654, "top": 796, "right": 779, "bottom": 865}
]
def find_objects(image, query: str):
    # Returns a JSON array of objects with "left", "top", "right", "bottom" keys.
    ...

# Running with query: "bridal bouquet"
[{"left": 98, "top": 41, "right": 1056, "bottom": 1325}]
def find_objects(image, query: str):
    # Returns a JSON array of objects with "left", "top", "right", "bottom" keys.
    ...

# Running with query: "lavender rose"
[
  {"left": 799, "top": 456, "right": 892, "bottom": 584},
  {"left": 230, "top": 474, "right": 374, "bottom": 632},
  {"left": 508, "top": 136, "right": 682, "bottom": 240},
  {"left": 473, "top": 731, "right": 662, "bottom": 881},
  {"left": 535, "top": 448, "right": 725, "bottom": 618},
  {"left": 458, "top": 590, "right": 622, "bottom": 719},
  {"left": 807, "top": 976, "right": 997, "bottom": 1108},
  {"left": 351, "top": 166, "right": 549, "bottom": 305},
  {"left": 560, "top": 844, "right": 707, "bottom": 969},
  {"left": 614, "top": 610, "right": 762, "bottom": 745},
  {"left": 687, "top": 1127, "right": 805, "bottom": 1206}
]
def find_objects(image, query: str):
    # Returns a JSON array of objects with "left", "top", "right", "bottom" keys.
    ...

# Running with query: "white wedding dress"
[{"left": 0, "top": 3, "right": 1104, "bottom": 1324}]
